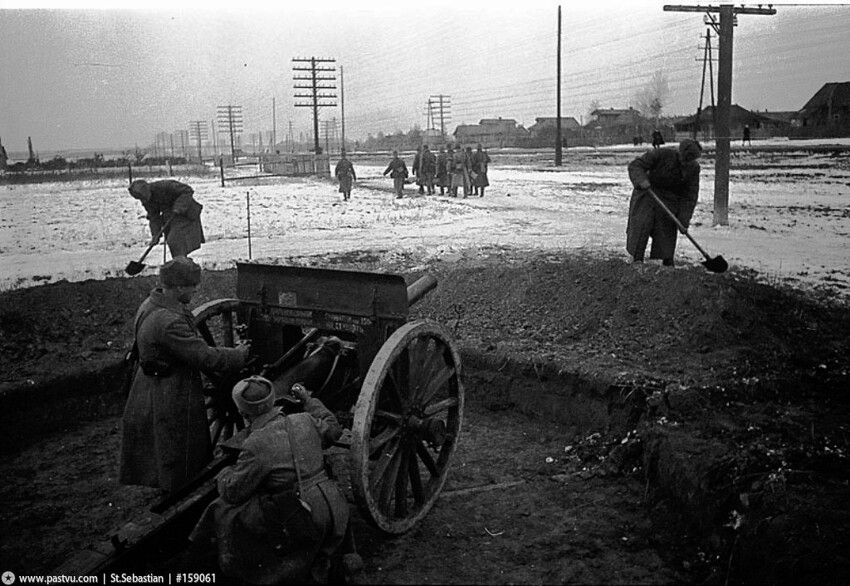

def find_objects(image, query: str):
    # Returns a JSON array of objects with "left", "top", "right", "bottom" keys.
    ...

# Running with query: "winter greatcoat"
[
  {"left": 119, "top": 289, "right": 247, "bottom": 492},
  {"left": 472, "top": 149, "right": 491, "bottom": 188},
  {"left": 626, "top": 147, "right": 701, "bottom": 261},
  {"left": 419, "top": 149, "right": 436, "bottom": 190},
  {"left": 190, "top": 400, "right": 348, "bottom": 585},
  {"left": 450, "top": 149, "right": 467, "bottom": 192},
  {"left": 436, "top": 151, "right": 449, "bottom": 187},
  {"left": 142, "top": 180, "right": 205, "bottom": 257},
  {"left": 383, "top": 157, "right": 409, "bottom": 197},
  {"left": 334, "top": 159, "right": 357, "bottom": 196}
]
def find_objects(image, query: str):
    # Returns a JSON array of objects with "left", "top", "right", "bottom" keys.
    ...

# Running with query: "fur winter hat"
[
  {"left": 232, "top": 376, "right": 276, "bottom": 419},
  {"left": 678, "top": 139, "right": 703, "bottom": 162},
  {"left": 159, "top": 257, "right": 201, "bottom": 287}
]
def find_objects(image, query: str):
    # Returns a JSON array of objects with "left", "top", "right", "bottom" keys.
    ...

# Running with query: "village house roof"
[
  {"left": 530, "top": 117, "right": 581, "bottom": 130},
  {"left": 798, "top": 82, "right": 850, "bottom": 124}
]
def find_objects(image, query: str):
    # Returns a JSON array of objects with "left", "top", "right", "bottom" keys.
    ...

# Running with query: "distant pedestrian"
[
  {"left": 383, "top": 150, "right": 409, "bottom": 199},
  {"left": 420, "top": 145, "right": 436, "bottom": 195},
  {"left": 436, "top": 146, "right": 449, "bottom": 195},
  {"left": 472, "top": 144, "right": 491, "bottom": 197},
  {"left": 450, "top": 144, "right": 466, "bottom": 197},
  {"left": 128, "top": 179, "right": 205, "bottom": 258},
  {"left": 463, "top": 147, "right": 474, "bottom": 197},
  {"left": 651, "top": 130, "right": 665, "bottom": 149},
  {"left": 742, "top": 125, "right": 752, "bottom": 147},
  {"left": 626, "top": 139, "right": 703, "bottom": 267},
  {"left": 412, "top": 146, "right": 425, "bottom": 194},
  {"left": 334, "top": 150, "right": 357, "bottom": 201}
]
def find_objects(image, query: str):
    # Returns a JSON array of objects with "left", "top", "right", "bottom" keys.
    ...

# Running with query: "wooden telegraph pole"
[
  {"left": 555, "top": 5, "right": 563, "bottom": 167},
  {"left": 664, "top": 4, "right": 775, "bottom": 226},
  {"left": 293, "top": 57, "right": 337, "bottom": 155}
]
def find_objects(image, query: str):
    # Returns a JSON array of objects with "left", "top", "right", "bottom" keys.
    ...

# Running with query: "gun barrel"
[{"left": 406, "top": 274, "right": 437, "bottom": 307}]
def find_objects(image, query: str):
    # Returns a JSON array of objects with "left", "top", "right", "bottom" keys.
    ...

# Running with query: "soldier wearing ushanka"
[{"left": 119, "top": 258, "right": 250, "bottom": 492}]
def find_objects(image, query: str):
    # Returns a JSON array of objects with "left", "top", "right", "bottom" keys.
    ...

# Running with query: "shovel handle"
[
  {"left": 645, "top": 187, "right": 711, "bottom": 261},
  {"left": 135, "top": 216, "right": 175, "bottom": 264}
]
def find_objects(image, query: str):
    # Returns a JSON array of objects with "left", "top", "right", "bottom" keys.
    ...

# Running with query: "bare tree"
[
  {"left": 586, "top": 99, "right": 602, "bottom": 124},
  {"left": 635, "top": 71, "right": 670, "bottom": 124}
]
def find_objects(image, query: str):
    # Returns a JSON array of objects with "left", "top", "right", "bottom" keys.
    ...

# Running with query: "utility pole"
[
  {"left": 430, "top": 94, "right": 451, "bottom": 142},
  {"left": 694, "top": 28, "right": 718, "bottom": 140},
  {"left": 211, "top": 120, "right": 217, "bottom": 157},
  {"left": 555, "top": 5, "right": 563, "bottom": 166},
  {"left": 189, "top": 121, "right": 208, "bottom": 162},
  {"left": 216, "top": 105, "right": 244, "bottom": 163},
  {"left": 340, "top": 66, "right": 345, "bottom": 152},
  {"left": 288, "top": 120, "right": 294, "bottom": 153},
  {"left": 272, "top": 97, "right": 277, "bottom": 153},
  {"left": 293, "top": 57, "right": 337, "bottom": 155},
  {"left": 664, "top": 3, "right": 775, "bottom": 226}
]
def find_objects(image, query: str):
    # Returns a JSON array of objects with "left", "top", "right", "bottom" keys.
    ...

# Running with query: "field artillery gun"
[{"left": 57, "top": 262, "right": 464, "bottom": 575}]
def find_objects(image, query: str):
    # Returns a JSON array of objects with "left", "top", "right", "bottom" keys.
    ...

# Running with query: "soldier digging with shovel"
[
  {"left": 626, "top": 138, "right": 727, "bottom": 273},
  {"left": 126, "top": 179, "right": 205, "bottom": 274}
]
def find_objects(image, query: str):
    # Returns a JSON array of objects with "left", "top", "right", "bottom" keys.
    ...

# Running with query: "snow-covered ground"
[{"left": 1, "top": 141, "right": 848, "bottom": 298}]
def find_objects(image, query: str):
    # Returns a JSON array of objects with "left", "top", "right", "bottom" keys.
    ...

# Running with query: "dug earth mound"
[{"left": 1, "top": 248, "right": 849, "bottom": 583}]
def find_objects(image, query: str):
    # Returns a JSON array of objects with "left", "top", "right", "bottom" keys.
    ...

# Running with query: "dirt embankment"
[{"left": 1, "top": 249, "right": 849, "bottom": 582}]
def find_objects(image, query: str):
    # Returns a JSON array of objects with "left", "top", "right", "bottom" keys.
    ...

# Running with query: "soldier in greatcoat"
[
  {"left": 450, "top": 144, "right": 466, "bottom": 197},
  {"left": 626, "top": 139, "right": 703, "bottom": 266},
  {"left": 472, "top": 143, "right": 491, "bottom": 197},
  {"left": 190, "top": 377, "right": 349, "bottom": 585},
  {"left": 419, "top": 144, "right": 437, "bottom": 195},
  {"left": 383, "top": 150, "right": 409, "bottom": 199},
  {"left": 119, "top": 258, "right": 250, "bottom": 492},
  {"left": 436, "top": 146, "right": 449, "bottom": 195},
  {"left": 129, "top": 179, "right": 205, "bottom": 258},
  {"left": 411, "top": 146, "right": 425, "bottom": 194},
  {"left": 334, "top": 150, "right": 357, "bottom": 201}
]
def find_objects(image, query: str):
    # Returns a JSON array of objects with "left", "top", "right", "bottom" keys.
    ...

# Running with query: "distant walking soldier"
[
  {"left": 450, "top": 144, "right": 466, "bottom": 197},
  {"left": 651, "top": 130, "right": 665, "bottom": 149},
  {"left": 626, "top": 139, "right": 703, "bottom": 267},
  {"left": 472, "top": 144, "right": 491, "bottom": 197},
  {"left": 742, "top": 125, "right": 752, "bottom": 147},
  {"left": 436, "top": 146, "right": 450, "bottom": 195},
  {"left": 420, "top": 145, "right": 437, "bottom": 195},
  {"left": 334, "top": 150, "right": 357, "bottom": 201},
  {"left": 383, "top": 150, "right": 409, "bottom": 199},
  {"left": 129, "top": 179, "right": 205, "bottom": 258},
  {"left": 412, "top": 146, "right": 425, "bottom": 194},
  {"left": 463, "top": 147, "right": 475, "bottom": 197}
]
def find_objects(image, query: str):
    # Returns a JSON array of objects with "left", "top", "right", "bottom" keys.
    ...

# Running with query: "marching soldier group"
[{"left": 335, "top": 143, "right": 493, "bottom": 201}]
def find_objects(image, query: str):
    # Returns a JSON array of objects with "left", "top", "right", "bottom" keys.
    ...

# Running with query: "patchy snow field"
[{"left": 1, "top": 140, "right": 848, "bottom": 297}]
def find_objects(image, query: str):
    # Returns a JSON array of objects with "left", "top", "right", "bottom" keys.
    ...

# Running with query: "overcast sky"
[{"left": 1, "top": 0, "right": 848, "bottom": 156}]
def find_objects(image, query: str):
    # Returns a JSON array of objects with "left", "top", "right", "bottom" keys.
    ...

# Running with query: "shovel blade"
[
  {"left": 702, "top": 255, "right": 728, "bottom": 274},
  {"left": 125, "top": 260, "right": 146, "bottom": 276}
]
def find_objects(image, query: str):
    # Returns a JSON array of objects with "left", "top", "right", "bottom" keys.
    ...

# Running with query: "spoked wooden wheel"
[
  {"left": 192, "top": 298, "right": 246, "bottom": 450},
  {"left": 351, "top": 319, "right": 464, "bottom": 534}
]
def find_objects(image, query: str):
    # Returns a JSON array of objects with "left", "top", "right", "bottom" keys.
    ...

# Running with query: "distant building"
[
  {"left": 798, "top": 82, "right": 850, "bottom": 136},
  {"left": 0, "top": 140, "right": 7, "bottom": 171},
  {"left": 585, "top": 107, "right": 655, "bottom": 145},
  {"left": 452, "top": 118, "right": 527, "bottom": 148},
  {"left": 673, "top": 104, "right": 793, "bottom": 140}
]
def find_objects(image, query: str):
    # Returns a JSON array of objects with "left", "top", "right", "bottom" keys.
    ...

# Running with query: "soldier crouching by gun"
[{"left": 190, "top": 376, "right": 351, "bottom": 584}]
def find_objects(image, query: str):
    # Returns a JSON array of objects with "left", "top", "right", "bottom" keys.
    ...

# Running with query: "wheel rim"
[
  {"left": 192, "top": 299, "right": 246, "bottom": 450},
  {"left": 351, "top": 319, "right": 464, "bottom": 534}
]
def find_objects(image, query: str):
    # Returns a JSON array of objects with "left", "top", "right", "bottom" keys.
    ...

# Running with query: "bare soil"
[{"left": 1, "top": 248, "right": 849, "bottom": 584}]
